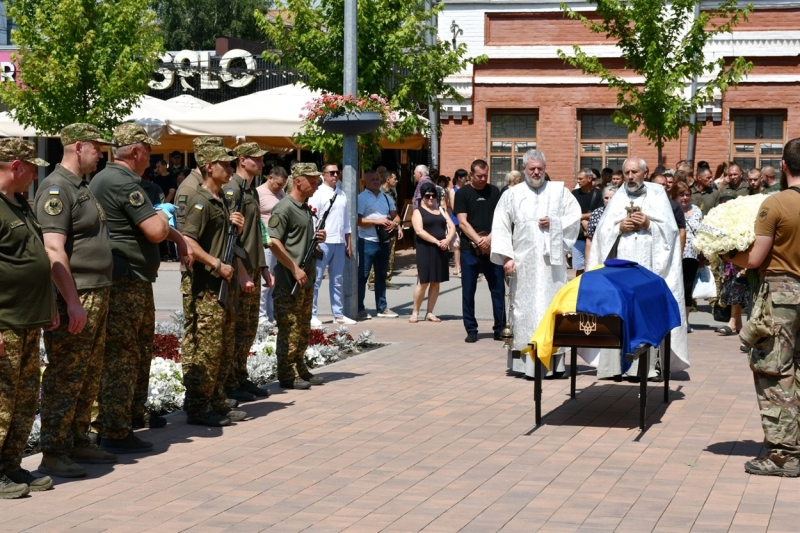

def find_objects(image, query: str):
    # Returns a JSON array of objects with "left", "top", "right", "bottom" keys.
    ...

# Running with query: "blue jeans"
[
  {"left": 358, "top": 238, "right": 389, "bottom": 313},
  {"left": 461, "top": 249, "right": 505, "bottom": 335},
  {"left": 313, "top": 242, "right": 346, "bottom": 318}
]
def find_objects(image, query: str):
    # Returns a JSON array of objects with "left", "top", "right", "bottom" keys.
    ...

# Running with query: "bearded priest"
[
  {"left": 491, "top": 149, "right": 582, "bottom": 378},
  {"left": 585, "top": 157, "right": 690, "bottom": 379}
]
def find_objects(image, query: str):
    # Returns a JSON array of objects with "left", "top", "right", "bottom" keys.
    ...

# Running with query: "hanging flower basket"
[{"left": 320, "top": 110, "right": 383, "bottom": 135}]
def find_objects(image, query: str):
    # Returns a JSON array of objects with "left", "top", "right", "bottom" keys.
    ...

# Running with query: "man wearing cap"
[
  {"left": 221, "top": 142, "right": 271, "bottom": 403},
  {"left": 34, "top": 124, "right": 117, "bottom": 478},
  {"left": 309, "top": 163, "right": 355, "bottom": 326},
  {"left": 180, "top": 141, "right": 249, "bottom": 426},
  {"left": 268, "top": 163, "right": 327, "bottom": 390},
  {"left": 0, "top": 138, "right": 56, "bottom": 497},
  {"left": 89, "top": 123, "right": 194, "bottom": 454}
]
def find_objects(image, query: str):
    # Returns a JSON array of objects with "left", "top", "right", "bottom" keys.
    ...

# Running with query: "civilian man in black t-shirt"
[
  {"left": 454, "top": 159, "right": 504, "bottom": 343},
  {"left": 152, "top": 160, "right": 177, "bottom": 203},
  {"left": 652, "top": 173, "right": 687, "bottom": 252},
  {"left": 572, "top": 168, "right": 603, "bottom": 275}
]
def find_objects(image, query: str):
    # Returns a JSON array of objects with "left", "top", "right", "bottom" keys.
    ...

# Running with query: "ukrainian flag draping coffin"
[{"left": 530, "top": 259, "right": 681, "bottom": 373}]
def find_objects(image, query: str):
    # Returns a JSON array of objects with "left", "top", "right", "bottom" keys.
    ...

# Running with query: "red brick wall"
[
  {"left": 440, "top": 82, "right": 800, "bottom": 182},
  {"left": 485, "top": 12, "right": 609, "bottom": 46}
]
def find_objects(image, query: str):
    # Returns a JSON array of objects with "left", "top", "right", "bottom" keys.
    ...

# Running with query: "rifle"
[
  {"left": 291, "top": 194, "right": 336, "bottom": 297},
  {"left": 218, "top": 179, "right": 247, "bottom": 308}
]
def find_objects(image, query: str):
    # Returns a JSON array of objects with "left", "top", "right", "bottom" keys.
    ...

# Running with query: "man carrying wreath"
[{"left": 730, "top": 137, "right": 800, "bottom": 477}]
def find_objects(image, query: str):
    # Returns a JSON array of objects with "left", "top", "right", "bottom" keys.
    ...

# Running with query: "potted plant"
[{"left": 304, "top": 93, "right": 389, "bottom": 135}]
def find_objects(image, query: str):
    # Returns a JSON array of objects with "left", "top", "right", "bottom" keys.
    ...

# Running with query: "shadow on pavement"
[{"left": 705, "top": 439, "right": 765, "bottom": 457}]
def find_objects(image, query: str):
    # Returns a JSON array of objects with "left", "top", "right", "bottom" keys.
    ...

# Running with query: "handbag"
[
  {"left": 711, "top": 300, "right": 732, "bottom": 322},
  {"left": 692, "top": 265, "right": 717, "bottom": 300},
  {"left": 375, "top": 193, "right": 398, "bottom": 243}
]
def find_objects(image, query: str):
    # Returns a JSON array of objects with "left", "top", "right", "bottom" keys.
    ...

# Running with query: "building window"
[
  {"left": 579, "top": 112, "right": 629, "bottom": 172},
  {"left": 488, "top": 112, "right": 537, "bottom": 183},
  {"left": 731, "top": 112, "right": 785, "bottom": 176}
]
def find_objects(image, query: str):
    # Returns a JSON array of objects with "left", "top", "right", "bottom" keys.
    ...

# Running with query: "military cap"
[
  {"left": 60, "top": 123, "right": 111, "bottom": 147},
  {"left": 192, "top": 136, "right": 224, "bottom": 152},
  {"left": 0, "top": 138, "right": 49, "bottom": 166},
  {"left": 195, "top": 143, "right": 236, "bottom": 166},
  {"left": 112, "top": 123, "right": 161, "bottom": 147},
  {"left": 290, "top": 162, "right": 322, "bottom": 178},
  {"left": 233, "top": 142, "right": 267, "bottom": 158}
]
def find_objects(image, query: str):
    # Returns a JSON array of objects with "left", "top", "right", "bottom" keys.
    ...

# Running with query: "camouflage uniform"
[
  {"left": 274, "top": 285, "right": 314, "bottom": 382},
  {"left": 223, "top": 142, "right": 268, "bottom": 391},
  {"left": 35, "top": 123, "right": 114, "bottom": 458},
  {"left": 742, "top": 276, "right": 800, "bottom": 458},
  {"left": 268, "top": 163, "right": 321, "bottom": 384},
  {"left": 0, "top": 138, "right": 51, "bottom": 473},
  {"left": 180, "top": 141, "right": 238, "bottom": 417},
  {"left": 88, "top": 123, "right": 162, "bottom": 440}
]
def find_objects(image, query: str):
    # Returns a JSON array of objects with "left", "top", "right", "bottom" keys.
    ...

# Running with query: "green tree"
[
  {"left": 0, "top": 0, "right": 164, "bottom": 135},
  {"left": 558, "top": 0, "right": 753, "bottom": 168},
  {"left": 155, "top": 0, "right": 271, "bottom": 51},
  {"left": 256, "top": 0, "right": 484, "bottom": 164}
]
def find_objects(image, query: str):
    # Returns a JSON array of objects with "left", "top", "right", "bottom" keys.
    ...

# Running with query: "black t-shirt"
[
  {"left": 153, "top": 173, "right": 177, "bottom": 199},
  {"left": 572, "top": 187, "right": 603, "bottom": 240},
  {"left": 454, "top": 184, "right": 501, "bottom": 251},
  {"left": 670, "top": 199, "right": 686, "bottom": 230}
]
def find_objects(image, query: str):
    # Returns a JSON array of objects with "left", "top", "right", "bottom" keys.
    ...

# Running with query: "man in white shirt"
[{"left": 308, "top": 163, "right": 355, "bottom": 325}]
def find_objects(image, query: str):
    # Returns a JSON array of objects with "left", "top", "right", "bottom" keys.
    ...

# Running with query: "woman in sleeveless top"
[{"left": 410, "top": 183, "right": 455, "bottom": 322}]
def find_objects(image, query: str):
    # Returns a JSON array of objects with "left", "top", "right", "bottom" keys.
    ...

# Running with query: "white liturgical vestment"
[
  {"left": 491, "top": 180, "right": 582, "bottom": 377},
  {"left": 584, "top": 182, "right": 690, "bottom": 377}
]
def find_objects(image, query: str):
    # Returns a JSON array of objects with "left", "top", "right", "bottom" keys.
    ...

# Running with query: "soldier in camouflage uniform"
[
  {"left": 223, "top": 142, "right": 271, "bottom": 402},
  {"left": 34, "top": 124, "right": 117, "bottom": 478},
  {"left": 89, "top": 123, "right": 193, "bottom": 454},
  {"left": 268, "top": 163, "right": 327, "bottom": 389},
  {"left": 735, "top": 137, "right": 800, "bottom": 477},
  {"left": 180, "top": 140, "right": 249, "bottom": 427},
  {"left": 175, "top": 137, "right": 228, "bottom": 376},
  {"left": 0, "top": 138, "right": 54, "bottom": 497}
]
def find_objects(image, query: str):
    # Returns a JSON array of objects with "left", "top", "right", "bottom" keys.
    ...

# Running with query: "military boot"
[
  {"left": 39, "top": 455, "right": 87, "bottom": 478},
  {"left": 227, "top": 387, "right": 256, "bottom": 402},
  {"left": 132, "top": 414, "right": 167, "bottom": 429},
  {"left": 744, "top": 451, "right": 800, "bottom": 477},
  {"left": 71, "top": 444, "right": 118, "bottom": 464},
  {"left": 301, "top": 373, "right": 324, "bottom": 386},
  {"left": 241, "top": 380, "right": 270, "bottom": 398},
  {"left": 4, "top": 468, "right": 53, "bottom": 491},
  {"left": 218, "top": 408, "right": 248, "bottom": 422},
  {"left": 99, "top": 431, "right": 154, "bottom": 454},
  {"left": 0, "top": 474, "right": 29, "bottom": 499},
  {"left": 279, "top": 377, "right": 311, "bottom": 390},
  {"left": 186, "top": 410, "right": 231, "bottom": 427}
]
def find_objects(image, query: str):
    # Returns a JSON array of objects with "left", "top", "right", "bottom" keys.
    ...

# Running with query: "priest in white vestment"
[
  {"left": 585, "top": 157, "right": 690, "bottom": 378},
  {"left": 491, "top": 149, "right": 582, "bottom": 377}
]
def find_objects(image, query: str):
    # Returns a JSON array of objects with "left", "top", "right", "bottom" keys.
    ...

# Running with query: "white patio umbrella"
[{"left": 0, "top": 112, "right": 42, "bottom": 137}]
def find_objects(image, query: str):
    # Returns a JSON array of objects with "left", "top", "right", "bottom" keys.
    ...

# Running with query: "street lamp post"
[{"left": 341, "top": 0, "right": 359, "bottom": 319}]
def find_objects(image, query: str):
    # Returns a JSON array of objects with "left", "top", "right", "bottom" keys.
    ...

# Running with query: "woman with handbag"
[
  {"left": 677, "top": 182, "right": 704, "bottom": 331},
  {"left": 410, "top": 183, "right": 456, "bottom": 323}
]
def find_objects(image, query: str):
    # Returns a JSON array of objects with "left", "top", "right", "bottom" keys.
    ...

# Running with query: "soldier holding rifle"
[
  {"left": 180, "top": 142, "right": 251, "bottom": 427},
  {"left": 268, "top": 163, "right": 327, "bottom": 390}
]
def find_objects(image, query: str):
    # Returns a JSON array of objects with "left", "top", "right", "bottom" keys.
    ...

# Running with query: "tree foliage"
[
  {"left": 154, "top": 0, "right": 271, "bottom": 51},
  {"left": 0, "top": 0, "right": 164, "bottom": 135},
  {"left": 558, "top": 0, "right": 753, "bottom": 167},
  {"left": 255, "top": 0, "right": 485, "bottom": 164}
]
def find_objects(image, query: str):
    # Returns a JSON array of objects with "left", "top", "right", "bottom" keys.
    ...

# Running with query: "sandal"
[
  {"left": 425, "top": 314, "right": 441, "bottom": 323},
  {"left": 716, "top": 326, "right": 738, "bottom": 336},
  {"left": 408, "top": 316, "right": 419, "bottom": 323},
  {"left": 451, "top": 270, "right": 460, "bottom": 276}
]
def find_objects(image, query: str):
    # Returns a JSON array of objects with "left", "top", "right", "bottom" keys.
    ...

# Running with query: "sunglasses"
[
  {"left": 325, "top": 170, "right": 340, "bottom": 175},
  {"left": 423, "top": 193, "right": 436, "bottom": 199}
]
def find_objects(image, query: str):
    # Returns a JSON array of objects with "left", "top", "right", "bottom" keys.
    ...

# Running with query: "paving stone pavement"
[{"left": 6, "top": 316, "right": 800, "bottom": 532}]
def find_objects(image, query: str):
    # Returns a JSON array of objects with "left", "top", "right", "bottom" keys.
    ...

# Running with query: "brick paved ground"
[{"left": 5, "top": 317, "right": 800, "bottom": 532}]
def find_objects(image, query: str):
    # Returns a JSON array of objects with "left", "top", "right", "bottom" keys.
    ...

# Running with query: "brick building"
[{"left": 438, "top": 0, "right": 800, "bottom": 184}]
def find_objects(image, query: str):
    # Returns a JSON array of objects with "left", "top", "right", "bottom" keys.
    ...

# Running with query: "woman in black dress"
[{"left": 410, "top": 183, "right": 455, "bottom": 322}]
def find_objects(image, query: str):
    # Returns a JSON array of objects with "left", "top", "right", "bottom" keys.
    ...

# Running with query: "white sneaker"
[
  {"left": 310, "top": 317, "right": 323, "bottom": 327},
  {"left": 335, "top": 316, "right": 357, "bottom": 325},
  {"left": 377, "top": 309, "right": 399, "bottom": 318}
]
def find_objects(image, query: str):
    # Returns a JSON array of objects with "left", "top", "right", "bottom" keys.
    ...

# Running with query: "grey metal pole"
[
  {"left": 685, "top": 2, "right": 701, "bottom": 167},
  {"left": 342, "top": 0, "right": 360, "bottom": 319},
  {"left": 426, "top": 1, "right": 439, "bottom": 170}
]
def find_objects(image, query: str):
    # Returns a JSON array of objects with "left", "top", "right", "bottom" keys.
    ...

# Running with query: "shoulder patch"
[
  {"left": 48, "top": 187, "right": 60, "bottom": 195},
  {"left": 759, "top": 207, "right": 770, "bottom": 220},
  {"left": 76, "top": 193, "right": 91, "bottom": 204},
  {"left": 9, "top": 220, "right": 24, "bottom": 229},
  {"left": 225, "top": 189, "right": 234, "bottom": 196},
  {"left": 193, "top": 203, "right": 204, "bottom": 210},
  {"left": 44, "top": 197, "right": 64, "bottom": 216},
  {"left": 177, "top": 194, "right": 187, "bottom": 204},
  {"left": 128, "top": 190, "right": 146, "bottom": 207},
  {"left": 268, "top": 215, "right": 280, "bottom": 228}
]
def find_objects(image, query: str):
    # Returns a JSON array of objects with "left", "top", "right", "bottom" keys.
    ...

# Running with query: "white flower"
[{"left": 693, "top": 194, "right": 767, "bottom": 270}]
